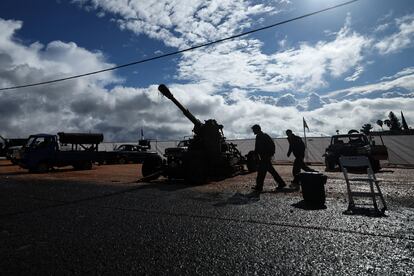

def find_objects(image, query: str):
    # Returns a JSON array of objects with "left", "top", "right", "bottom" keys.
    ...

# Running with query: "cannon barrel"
[{"left": 158, "top": 84, "right": 202, "bottom": 128}]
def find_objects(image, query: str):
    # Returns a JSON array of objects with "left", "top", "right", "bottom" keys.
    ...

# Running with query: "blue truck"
[{"left": 18, "top": 132, "right": 103, "bottom": 173}]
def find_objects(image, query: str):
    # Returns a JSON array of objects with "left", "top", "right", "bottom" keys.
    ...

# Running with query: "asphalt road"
[{"left": 1, "top": 161, "right": 413, "bottom": 275}]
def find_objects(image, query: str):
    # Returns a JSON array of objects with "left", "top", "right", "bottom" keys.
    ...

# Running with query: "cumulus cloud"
[
  {"left": 306, "top": 93, "right": 326, "bottom": 111},
  {"left": 276, "top": 93, "right": 296, "bottom": 107}
]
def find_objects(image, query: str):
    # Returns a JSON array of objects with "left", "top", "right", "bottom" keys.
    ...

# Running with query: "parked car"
[
  {"left": 100, "top": 140, "right": 158, "bottom": 164},
  {"left": 323, "top": 132, "right": 388, "bottom": 172}
]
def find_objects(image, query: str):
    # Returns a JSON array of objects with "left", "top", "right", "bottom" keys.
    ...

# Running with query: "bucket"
[{"left": 297, "top": 172, "right": 327, "bottom": 208}]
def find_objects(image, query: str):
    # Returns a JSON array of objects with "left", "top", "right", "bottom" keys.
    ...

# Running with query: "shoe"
[
  {"left": 290, "top": 183, "right": 300, "bottom": 191},
  {"left": 251, "top": 186, "right": 262, "bottom": 192},
  {"left": 290, "top": 180, "right": 300, "bottom": 190},
  {"left": 276, "top": 183, "right": 286, "bottom": 190}
]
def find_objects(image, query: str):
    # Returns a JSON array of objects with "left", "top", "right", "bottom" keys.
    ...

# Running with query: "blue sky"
[{"left": 0, "top": 0, "right": 413, "bottom": 141}]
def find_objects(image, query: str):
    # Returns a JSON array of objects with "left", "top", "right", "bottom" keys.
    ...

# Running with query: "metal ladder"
[{"left": 339, "top": 156, "right": 387, "bottom": 215}]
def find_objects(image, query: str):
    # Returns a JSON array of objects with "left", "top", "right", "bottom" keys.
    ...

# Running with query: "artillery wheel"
[
  {"left": 246, "top": 151, "right": 259, "bottom": 172},
  {"left": 142, "top": 155, "right": 162, "bottom": 178}
]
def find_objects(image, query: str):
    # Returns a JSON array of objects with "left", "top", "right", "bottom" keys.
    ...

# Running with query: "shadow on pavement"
[
  {"left": 342, "top": 207, "right": 388, "bottom": 218},
  {"left": 291, "top": 200, "right": 327, "bottom": 210},
  {"left": 213, "top": 191, "right": 261, "bottom": 207}
]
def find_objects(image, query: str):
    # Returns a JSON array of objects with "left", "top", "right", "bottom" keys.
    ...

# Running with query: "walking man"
[
  {"left": 286, "top": 129, "right": 315, "bottom": 186},
  {"left": 251, "top": 124, "right": 286, "bottom": 192}
]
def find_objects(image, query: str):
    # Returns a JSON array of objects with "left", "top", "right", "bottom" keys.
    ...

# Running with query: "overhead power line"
[{"left": 0, "top": 0, "right": 359, "bottom": 91}]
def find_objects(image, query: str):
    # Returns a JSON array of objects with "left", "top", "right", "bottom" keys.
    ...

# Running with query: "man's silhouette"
[
  {"left": 286, "top": 129, "right": 315, "bottom": 186},
  {"left": 251, "top": 124, "right": 286, "bottom": 192}
]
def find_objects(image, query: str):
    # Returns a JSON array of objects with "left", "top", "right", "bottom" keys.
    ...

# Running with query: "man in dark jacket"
[
  {"left": 251, "top": 124, "right": 286, "bottom": 192},
  {"left": 286, "top": 129, "right": 315, "bottom": 185}
]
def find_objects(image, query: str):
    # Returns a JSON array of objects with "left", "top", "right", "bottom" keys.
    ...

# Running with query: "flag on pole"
[
  {"left": 303, "top": 117, "right": 309, "bottom": 131},
  {"left": 401, "top": 111, "right": 409, "bottom": 130}
]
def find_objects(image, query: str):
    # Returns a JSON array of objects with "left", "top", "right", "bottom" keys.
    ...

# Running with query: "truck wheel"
[
  {"left": 246, "top": 151, "right": 259, "bottom": 172},
  {"left": 36, "top": 162, "right": 50, "bottom": 173},
  {"left": 142, "top": 155, "right": 162, "bottom": 177},
  {"left": 82, "top": 161, "right": 93, "bottom": 170},
  {"left": 73, "top": 161, "right": 92, "bottom": 170}
]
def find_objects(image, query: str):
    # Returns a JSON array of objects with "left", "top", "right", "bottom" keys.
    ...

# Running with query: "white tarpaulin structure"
[{"left": 100, "top": 135, "right": 414, "bottom": 166}]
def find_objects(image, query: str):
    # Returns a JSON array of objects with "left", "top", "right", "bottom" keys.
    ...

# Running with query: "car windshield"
[
  {"left": 26, "top": 137, "right": 36, "bottom": 147},
  {"left": 26, "top": 136, "right": 52, "bottom": 148},
  {"left": 333, "top": 135, "right": 367, "bottom": 145},
  {"left": 177, "top": 140, "right": 189, "bottom": 147}
]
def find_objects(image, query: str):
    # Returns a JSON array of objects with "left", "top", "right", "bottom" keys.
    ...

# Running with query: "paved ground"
[{"left": 0, "top": 159, "right": 413, "bottom": 275}]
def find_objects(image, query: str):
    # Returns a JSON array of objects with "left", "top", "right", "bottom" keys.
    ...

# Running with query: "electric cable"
[{"left": 0, "top": 0, "right": 359, "bottom": 91}]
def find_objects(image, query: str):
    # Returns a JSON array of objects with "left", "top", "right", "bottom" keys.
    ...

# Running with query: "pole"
[{"left": 303, "top": 118, "right": 308, "bottom": 163}]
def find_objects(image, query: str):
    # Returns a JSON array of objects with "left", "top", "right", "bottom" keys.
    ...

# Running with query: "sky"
[{"left": 0, "top": 0, "right": 413, "bottom": 141}]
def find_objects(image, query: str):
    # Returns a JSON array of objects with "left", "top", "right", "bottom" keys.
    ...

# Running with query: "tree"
[
  {"left": 376, "top": 120, "right": 384, "bottom": 131},
  {"left": 360, "top": 123, "right": 373, "bottom": 135},
  {"left": 388, "top": 111, "right": 402, "bottom": 131},
  {"left": 384, "top": 119, "right": 391, "bottom": 129}
]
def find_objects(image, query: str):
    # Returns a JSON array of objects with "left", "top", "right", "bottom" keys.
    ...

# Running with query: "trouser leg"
[
  {"left": 267, "top": 160, "right": 286, "bottom": 186},
  {"left": 293, "top": 158, "right": 301, "bottom": 177},
  {"left": 256, "top": 161, "right": 267, "bottom": 190},
  {"left": 297, "top": 156, "right": 314, "bottom": 172}
]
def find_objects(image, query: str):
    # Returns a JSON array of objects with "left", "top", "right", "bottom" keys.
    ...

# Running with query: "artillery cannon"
[{"left": 142, "top": 84, "right": 256, "bottom": 183}]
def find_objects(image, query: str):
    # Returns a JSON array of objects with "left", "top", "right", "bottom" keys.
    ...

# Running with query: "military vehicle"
[
  {"left": 323, "top": 131, "right": 388, "bottom": 172},
  {"left": 141, "top": 84, "right": 256, "bottom": 183}
]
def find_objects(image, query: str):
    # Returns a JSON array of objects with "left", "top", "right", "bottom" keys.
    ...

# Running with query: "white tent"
[{"left": 100, "top": 135, "right": 414, "bottom": 166}]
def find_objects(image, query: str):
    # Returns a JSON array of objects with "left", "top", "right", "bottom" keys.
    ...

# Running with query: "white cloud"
[
  {"left": 380, "top": 66, "right": 414, "bottom": 81},
  {"left": 306, "top": 93, "right": 326, "bottom": 111},
  {"left": 276, "top": 93, "right": 296, "bottom": 107},
  {"left": 375, "top": 13, "right": 414, "bottom": 54},
  {"left": 374, "top": 23, "right": 390, "bottom": 33},
  {"left": 73, "top": 0, "right": 276, "bottom": 49},
  {"left": 177, "top": 15, "right": 371, "bottom": 92},
  {"left": 344, "top": 65, "right": 364, "bottom": 82},
  {"left": 327, "top": 70, "right": 414, "bottom": 100},
  {"left": 1, "top": 5, "right": 413, "bottom": 141},
  {"left": 74, "top": 2, "right": 371, "bottom": 93}
]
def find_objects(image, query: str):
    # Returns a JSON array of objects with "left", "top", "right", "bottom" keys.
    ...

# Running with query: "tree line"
[{"left": 360, "top": 111, "right": 412, "bottom": 135}]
